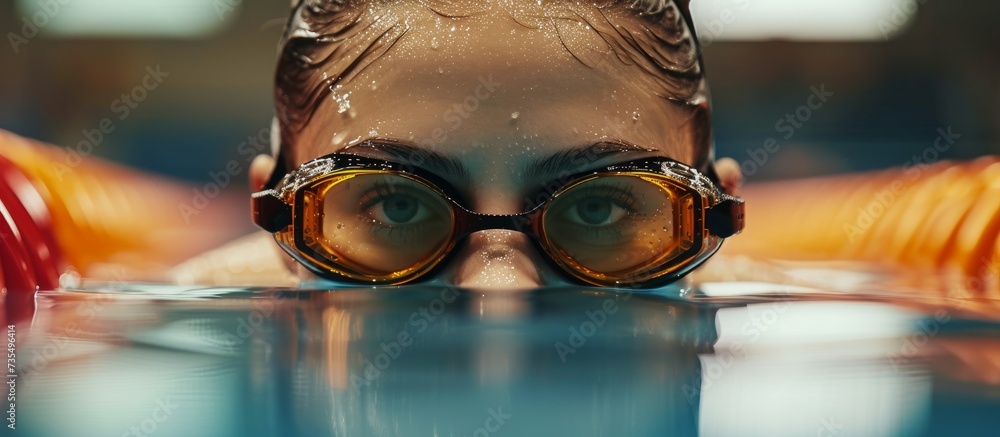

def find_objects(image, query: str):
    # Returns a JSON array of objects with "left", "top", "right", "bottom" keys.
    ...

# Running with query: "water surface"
[{"left": 14, "top": 283, "right": 1000, "bottom": 436}]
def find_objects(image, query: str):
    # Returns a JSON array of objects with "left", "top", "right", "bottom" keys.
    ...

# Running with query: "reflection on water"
[{"left": 13, "top": 284, "right": 1000, "bottom": 436}]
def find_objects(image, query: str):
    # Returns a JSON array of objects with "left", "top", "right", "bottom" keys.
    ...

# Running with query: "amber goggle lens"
[
  {"left": 542, "top": 174, "right": 697, "bottom": 281},
  {"left": 299, "top": 172, "right": 455, "bottom": 279}
]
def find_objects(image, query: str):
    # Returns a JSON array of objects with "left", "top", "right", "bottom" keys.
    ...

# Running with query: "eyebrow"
[
  {"left": 347, "top": 140, "right": 473, "bottom": 184},
  {"left": 521, "top": 141, "right": 657, "bottom": 183},
  {"left": 346, "top": 139, "right": 656, "bottom": 186}
]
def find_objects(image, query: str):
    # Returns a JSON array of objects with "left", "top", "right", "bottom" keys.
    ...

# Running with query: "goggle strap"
[
  {"left": 263, "top": 153, "right": 289, "bottom": 190},
  {"left": 706, "top": 196, "right": 745, "bottom": 238},
  {"left": 251, "top": 190, "right": 292, "bottom": 233}
]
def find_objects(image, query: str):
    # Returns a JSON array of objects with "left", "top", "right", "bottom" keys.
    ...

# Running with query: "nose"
[{"left": 447, "top": 230, "right": 548, "bottom": 290}]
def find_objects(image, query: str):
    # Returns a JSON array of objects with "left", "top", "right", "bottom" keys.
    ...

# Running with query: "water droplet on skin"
[
  {"left": 430, "top": 38, "right": 440, "bottom": 49},
  {"left": 510, "top": 111, "right": 520, "bottom": 120},
  {"left": 370, "top": 81, "right": 378, "bottom": 91},
  {"left": 632, "top": 112, "right": 640, "bottom": 122},
  {"left": 331, "top": 131, "right": 348, "bottom": 146},
  {"left": 337, "top": 222, "right": 345, "bottom": 229},
  {"left": 450, "top": 25, "right": 456, "bottom": 32},
  {"left": 348, "top": 108, "right": 358, "bottom": 119},
  {"left": 330, "top": 84, "right": 351, "bottom": 113},
  {"left": 438, "top": 67, "right": 444, "bottom": 74}
]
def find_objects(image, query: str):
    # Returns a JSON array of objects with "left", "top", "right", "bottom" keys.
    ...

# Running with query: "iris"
[
  {"left": 577, "top": 199, "right": 612, "bottom": 225},
  {"left": 382, "top": 194, "right": 420, "bottom": 223}
]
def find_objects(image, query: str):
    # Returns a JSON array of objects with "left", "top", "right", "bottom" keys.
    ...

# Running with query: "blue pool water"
[{"left": 11, "top": 283, "right": 1000, "bottom": 436}]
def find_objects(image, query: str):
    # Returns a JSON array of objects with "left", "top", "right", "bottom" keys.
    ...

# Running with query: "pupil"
[
  {"left": 579, "top": 199, "right": 611, "bottom": 225},
  {"left": 384, "top": 194, "right": 418, "bottom": 223}
]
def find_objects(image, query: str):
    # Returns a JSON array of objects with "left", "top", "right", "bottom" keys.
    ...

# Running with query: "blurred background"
[{"left": 0, "top": 0, "right": 997, "bottom": 185}]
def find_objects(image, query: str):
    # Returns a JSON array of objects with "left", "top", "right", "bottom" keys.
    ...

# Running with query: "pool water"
[{"left": 12, "top": 283, "right": 1000, "bottom": 437}]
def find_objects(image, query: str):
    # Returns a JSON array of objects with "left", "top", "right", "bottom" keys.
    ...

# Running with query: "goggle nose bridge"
[{"left": 451, "top": 206, "right": 544, "bottom": 240}]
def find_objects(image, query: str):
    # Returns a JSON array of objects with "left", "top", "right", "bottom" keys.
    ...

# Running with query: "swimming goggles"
[{"left": 252, "top": 143, "right": 745, "bottom": 288}]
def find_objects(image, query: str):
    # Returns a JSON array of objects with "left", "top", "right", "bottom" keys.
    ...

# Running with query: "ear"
[
  {"left": 249, "top": 154, "right": 277, "bottom": 191},
  {"left": 713, "top": 157, "right": 743, "bottom": 197}
]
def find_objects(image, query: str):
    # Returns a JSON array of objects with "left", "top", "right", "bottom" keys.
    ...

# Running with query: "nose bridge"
[{"left": 447, "top": 228, "right": 547, "bottom": 289}]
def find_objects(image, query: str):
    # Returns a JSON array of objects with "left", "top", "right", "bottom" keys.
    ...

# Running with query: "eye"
[
  {"left": 564, "top": 197, "right": 628, "bottom": 226},
  {"left": 367, "top": 193, "right": 433, "bottom": 225}
]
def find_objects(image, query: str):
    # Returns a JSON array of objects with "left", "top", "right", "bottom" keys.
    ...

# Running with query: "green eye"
[
  {"left": 379, "top": 193, "right": 421, "bottom": 224},
  {"left": 566, "top": 198, "right": 627, "bottom": 226},
  {"left": 366, "top": 193, "right": 434, "bottom": 225}
]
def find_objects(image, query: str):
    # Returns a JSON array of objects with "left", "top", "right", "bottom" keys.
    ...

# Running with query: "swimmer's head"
[{"left": 252, "top": 0, "right": 742, "bottom": 288}]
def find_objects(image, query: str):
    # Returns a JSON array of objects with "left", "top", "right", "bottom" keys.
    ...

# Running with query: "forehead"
[{"left": 290, "top": 1, "right": 700, "bottom": 176}]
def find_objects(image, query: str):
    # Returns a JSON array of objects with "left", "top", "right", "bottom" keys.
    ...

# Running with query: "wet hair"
[{"left": 272, "top": 0, "right": 711, "bottom": 172}]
